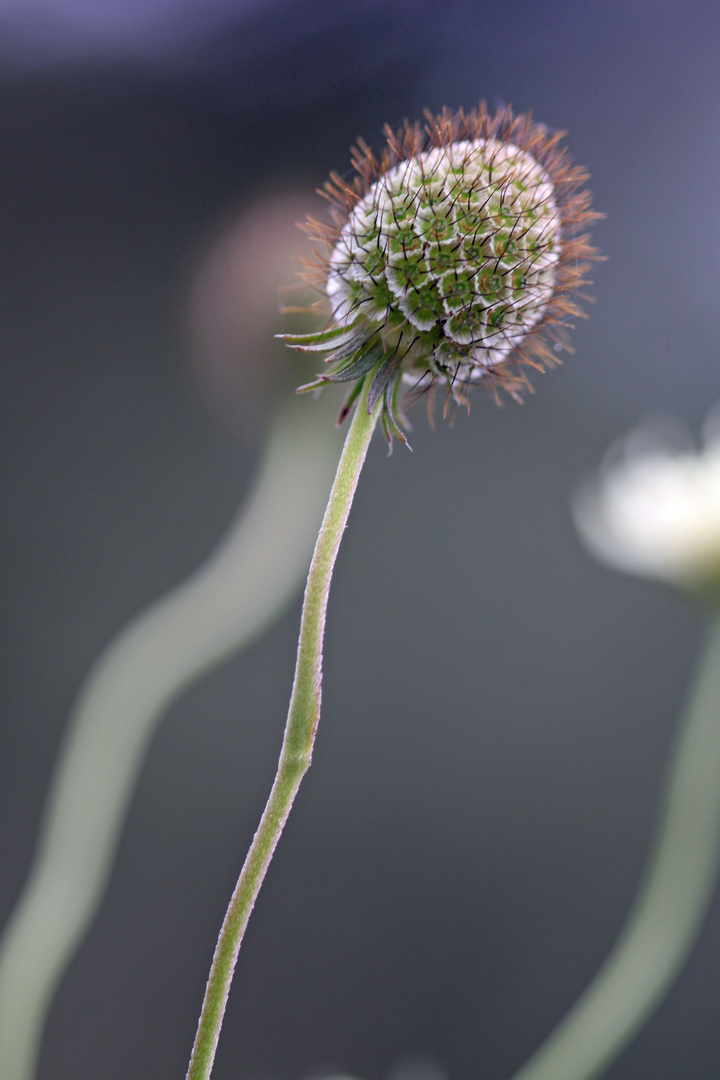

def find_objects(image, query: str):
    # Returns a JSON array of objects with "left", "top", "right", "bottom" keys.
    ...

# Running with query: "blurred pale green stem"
[
  {"left": 0, "top": 393, "right": 342, "bottom": 1080},
  {"left": 511, "top": 614, "right": 720, "bottom": 1080},
  {"left": 185, "top": 377, "right": 381, "bottom": 1080}
]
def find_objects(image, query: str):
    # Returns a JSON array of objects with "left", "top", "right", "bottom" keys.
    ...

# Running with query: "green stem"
[
  {"left": 0, "top": 393, "right": 341, "bottom": 1080},
  {"left": 185, "top": 379, "right": 381, "bottom": 1080},
  {"left": 511, "top": 614, "right": 720, "bottom": 1080}
]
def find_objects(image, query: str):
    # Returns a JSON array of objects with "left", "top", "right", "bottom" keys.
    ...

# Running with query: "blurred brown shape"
[{"left": 187, "top": 189, "right": 323, "bottom": 434}]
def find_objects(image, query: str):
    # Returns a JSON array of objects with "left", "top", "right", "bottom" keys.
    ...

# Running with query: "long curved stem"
[
  {"left": 0, "top": 393, "right": 342, "bottom": 1080},
  {"left": 185, "top": 378, "right": 381, "bottom": 1080},
  {"left": 511, "top": 614, "right": 720, "bottom": 1080}
]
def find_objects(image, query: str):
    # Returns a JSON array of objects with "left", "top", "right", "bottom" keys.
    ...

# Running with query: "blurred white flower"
[{"left": 573, "top": 412, "right": 720, "bottom": 596}]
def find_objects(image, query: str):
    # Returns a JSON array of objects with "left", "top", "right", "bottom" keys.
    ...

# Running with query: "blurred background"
[{"left": 1, "top": 1, "right": 720, "bottom": 1079}]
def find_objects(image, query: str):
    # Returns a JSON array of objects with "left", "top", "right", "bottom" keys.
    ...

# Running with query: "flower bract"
[{"left": 282, "top": 104, "right": 598, "bottom": 444}]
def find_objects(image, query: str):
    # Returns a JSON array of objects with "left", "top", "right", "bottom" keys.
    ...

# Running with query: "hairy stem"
[
  {"left": 185, "top": 379, "right": 381, "bottom": 1080},
  {"left": 511, "top": 614, "right": 720, "bottom": 1080},
  {"left": 0, "top": 394, "right": 341, "bottom": 1080}
]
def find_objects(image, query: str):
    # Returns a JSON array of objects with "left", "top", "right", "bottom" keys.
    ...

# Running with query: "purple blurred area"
[
  {"left": 2, "top": 3, "right": 720, "bottom": 1080},
  {"left": 0, "top": 0, "right": 265, "bottom": 65}
]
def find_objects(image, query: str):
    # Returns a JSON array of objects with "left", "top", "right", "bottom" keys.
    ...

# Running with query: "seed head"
[{"left": 282, "top": 104, "right": 599, "bottom": 444}]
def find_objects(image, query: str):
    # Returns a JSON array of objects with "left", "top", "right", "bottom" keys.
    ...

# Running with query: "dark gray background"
[{"left": 1, "top": 2, "right": 719, "bottom": 1079}]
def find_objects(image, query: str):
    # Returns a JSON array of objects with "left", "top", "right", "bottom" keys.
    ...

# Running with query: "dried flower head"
[
  {"left": 282, "top": 104, "right": 599, "bottom": 444},
  {"left": 284, "top": 100, "right": 600, "bottom": 438}
]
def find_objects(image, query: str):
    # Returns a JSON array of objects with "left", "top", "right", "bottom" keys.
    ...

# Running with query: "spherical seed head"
[
  {"left": 329, "top": 139, "right": 560, "bottom": 370},
  {"left": 284, "top": 105, "right": 599, "bottom": 443}
]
